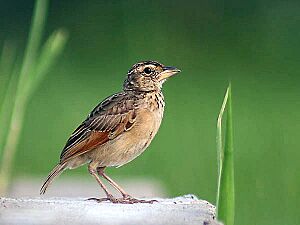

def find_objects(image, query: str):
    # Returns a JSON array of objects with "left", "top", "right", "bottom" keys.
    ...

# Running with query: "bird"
[{"left": 40, "top": 60, "right": 180, "bottom": 204}]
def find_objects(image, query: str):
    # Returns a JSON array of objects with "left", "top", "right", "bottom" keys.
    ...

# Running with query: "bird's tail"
[{"left": 40, "top": 162, "right": 67, "bottom": 195}]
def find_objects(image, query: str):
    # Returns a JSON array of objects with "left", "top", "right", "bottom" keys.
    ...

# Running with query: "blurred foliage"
[
  {"left": 0, "top": 0, "right": 68, "bottom": 194},
  {"left": 0, "top": 0, "right": 299, "bottom": 224}
]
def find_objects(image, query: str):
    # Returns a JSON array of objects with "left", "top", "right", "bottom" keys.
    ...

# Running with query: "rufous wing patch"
[{"left": 60, "top": 131, "right": 109, "bottom": 163}]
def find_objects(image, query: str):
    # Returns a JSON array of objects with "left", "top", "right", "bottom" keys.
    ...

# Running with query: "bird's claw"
[
  {"left": 87, "top": 194, "right": 157, "bottom": 204},
  {"left": 87, "top": 194, "right": 120, "bottom": 203},
  {"left": 121, "top": 195, "right": 158, "bottom": 204}
]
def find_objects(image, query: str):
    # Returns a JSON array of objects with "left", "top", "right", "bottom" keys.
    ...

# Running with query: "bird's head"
[{"left": 123, "top": 60, "right": 180, "bottom": 92}]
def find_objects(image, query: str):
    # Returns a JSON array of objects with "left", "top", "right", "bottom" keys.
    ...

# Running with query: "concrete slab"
[{"left": 0, "top": 195, "right": 222, "bottom": 225}]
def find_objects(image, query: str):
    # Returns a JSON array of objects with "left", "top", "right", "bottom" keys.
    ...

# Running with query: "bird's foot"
[
  {"left": 121, "top": 194, "right": 158, "bottom": 204},
  {"left": 87, "top": 194, "right": 157, "bottom": 204},
  {"left": 86, "top": 194, "right": 120, "bottom": 204}
]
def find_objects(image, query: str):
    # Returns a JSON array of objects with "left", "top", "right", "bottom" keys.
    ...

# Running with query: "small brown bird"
[{"left": 40, "top": 60, "right": 180, "bottom": 203}]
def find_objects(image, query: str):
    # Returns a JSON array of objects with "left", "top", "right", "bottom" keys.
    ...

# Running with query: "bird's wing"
[{"left": 59, "top": 92, "right": 139, "bottom": 163}]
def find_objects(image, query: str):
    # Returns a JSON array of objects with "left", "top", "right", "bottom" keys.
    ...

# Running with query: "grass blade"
[
  {"left": 0, "top": 67, "right": 19, "bottom": 152},
  {"left": 216, "top": 84, "right": 235, "bottom": 225},
  {"left": 0, "top": 41, "right": 18, "bottom": 151},
  {"left": 28, "top": 29, "right": 68, "bottom": 96}
]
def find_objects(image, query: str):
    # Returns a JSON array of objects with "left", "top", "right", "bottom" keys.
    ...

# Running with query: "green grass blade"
[
  {"left": 0, "top": 67, "right": 19, "bottom": 152},
  {"left": 0, "top": 41, "right": 17, "bottom": 99},
  {"left": 216, "top": 84, "right": 235, "bottom": 225},
  {"left": 17, "top": 0, "right": 49, "bottom": 98},
  {"left": 216, "top": 86, "right": 228, "bottom": 207},
  {"left": 28, "top": 29, "right": 68, "bottom": 97},
  {"left": 0, "top": 41, "right": 18, "bottom": 149}
]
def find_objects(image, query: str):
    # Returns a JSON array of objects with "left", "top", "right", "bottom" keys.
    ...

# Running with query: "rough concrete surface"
[{"left": 0, "top": 195, "right": 222, "bottom": 225}]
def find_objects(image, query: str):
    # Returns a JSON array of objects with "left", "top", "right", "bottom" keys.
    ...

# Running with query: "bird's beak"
[{"left": 158, "top": 66, "right": 181, "bottom": 81}]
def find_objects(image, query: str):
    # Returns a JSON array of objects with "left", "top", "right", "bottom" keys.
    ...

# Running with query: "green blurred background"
[{"left": 1, "top": 0, "right": 299, "bottom": 224}]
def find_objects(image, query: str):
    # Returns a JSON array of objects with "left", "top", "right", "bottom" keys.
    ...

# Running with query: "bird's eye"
[{"left": 143, "top": 67, "right": 152, "bottom": 74}]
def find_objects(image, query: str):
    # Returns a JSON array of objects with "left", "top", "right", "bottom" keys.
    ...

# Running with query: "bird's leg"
[
  {"left": 97, "top": 167, "right": 157, "bottom": 204},
  {"left": 97, "top": 167, "right": 129, "bottom": 198},
  {"left": 87, "top": 164, "right": 119, "bottom": 203}
]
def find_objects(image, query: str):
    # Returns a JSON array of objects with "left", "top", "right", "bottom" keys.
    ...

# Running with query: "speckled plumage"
[{"left": 40, "top": 60, "right": 180, "bottom": 203}]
